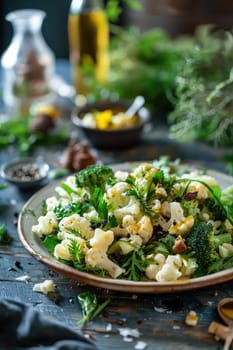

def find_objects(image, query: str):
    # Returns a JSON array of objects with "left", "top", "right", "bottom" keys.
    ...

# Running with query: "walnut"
[{"left": 172, "top": 235, "right": 187, "bottom": 253}]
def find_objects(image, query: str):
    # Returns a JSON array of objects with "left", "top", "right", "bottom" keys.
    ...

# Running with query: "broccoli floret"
[
  {"left": 75, "top": 164, "right": 114, "bottom": 193},
  {"left": 186, "top": 221, "right": 232, "bottom": 276},
  {"left": 204, "top": 197, "right": 227, "bottom": 221},
  {"left": 159, "top": 234, "right": 175, "bottom": 254},
  {"left": 186, "top": 222, "right": 215, "bottom": 276}
]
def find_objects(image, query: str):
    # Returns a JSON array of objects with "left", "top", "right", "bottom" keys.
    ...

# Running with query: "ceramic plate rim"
[{"left": 18, "top": 162, "right": 233, "bottom": 293}]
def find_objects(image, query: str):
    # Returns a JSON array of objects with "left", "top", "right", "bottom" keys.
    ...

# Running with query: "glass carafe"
[
  {"left": 1, "top": 9, "right": 55, "bottom": 117},
  {"left": 68, "top": 0, "right": 109, "bottom": 96}
]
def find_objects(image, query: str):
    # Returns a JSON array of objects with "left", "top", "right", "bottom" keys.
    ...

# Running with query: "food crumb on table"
[
  {"left": 185, "top": 310, "right": 199, "bottom": 326},
  {"left": 33, "top": 279, "right": 55, "bottom": 294}
]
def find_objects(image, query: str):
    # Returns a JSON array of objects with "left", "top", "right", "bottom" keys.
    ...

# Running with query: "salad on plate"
[{"left": 32, "top": 159, "right": 233, "bottom": 282}]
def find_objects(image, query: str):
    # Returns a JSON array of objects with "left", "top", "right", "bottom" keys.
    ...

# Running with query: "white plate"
[{"left": 18, "top": 163, "right": 233, "bottom": 293}]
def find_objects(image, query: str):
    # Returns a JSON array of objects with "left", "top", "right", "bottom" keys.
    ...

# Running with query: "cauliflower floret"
[
  {"left": 32, "top": 211, "right": 58, "bottom": 237},
  {"left": 127, "top": 215, "right": 153, "bottom": 243},
  {"left": 114, "top": 170, "right": 129, "bottom": 181},
  {"left": 158, "top": 216, "right": 171, "bottom": 231},
  {"left": 156, "top": 254, "right": 182, "bottom": 282},
  {"left": 181, "top": 256, "right": 198, "bottom": 277},
  {"left": 225, "top": 219, "right": 233, "bottom": 233},
  {"left": 111, "top": 226, "right": 128, "bottom": 237},
  {"left": 129, "top": 234, "right": 143, "bottom": 247},
  {"left": 54, "top": 236, "right": 87, "bottom": 261},
  {"left": 122, "top": 215, "right": 137, "bottom": 228},
  {"left": 59, "top": 214, "right": 94, "bottom": 239},
  {"left": 83, "top": 209, "right": 98, "bottom": 222},
  {"left": 219, "top": 243, "right": 233, "bottom": 258},
  {"left": 55, "top": 175, "right": 77, "bottom": 197},
  {"left": 182, "top": 173, "right": 217, "bottom": 200},
  {"left": 132, "top": 162, "right": 158, "bottom": 199},
  {"left": 45, "top": 196, "right": 58, "bottom": 211},
  {"left": 161, "top": 201, "right": 170, "bottom": 217},
  {"left": 168, "top": 202, "right": 194, "bottom": 235},
  {"left": 89, "top": 228, "right": 113, "bottom": 249},
  {"left": 145, "top": 253, "right": 166, "bottom": 280},
  {"left": 33, "top": 279, "right": 55, "bottom": 294},
  {"left": 169, "top": 216, "right": 194, "bottom": 235},
  {"left": 156, "top": 186, "right": 167, "bottom": 198},
  {"left": 105, "top": 181, "right": 130, "bottom": 210},
  {"left": 114, "top": 197, "right": 142, "bottom": 221},
  {"left": 85, "top": 228, "right": 124, "bottom": 278},
  {"left": 151, "top": 199, "right": 161, "bottom": 213}
]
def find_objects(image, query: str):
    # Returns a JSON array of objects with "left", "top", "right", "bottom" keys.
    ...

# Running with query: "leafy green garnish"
[
  {"left": 68, "top": 239, "right": 86, "bottom": 268},
  {"left": 42, "top": 235, "right": 60, "bottom": 253},
  {"left": 0, "top": 224, "right": 13, "bottom": 244},
  {"left": 60, "top": 183, "right": 78, "bottom": 196},
  {"left": 122, "top": 248, "right": 146, "bottom": 281},
  {"left": 77, "top": 291, "right": 111, "bottom": 324},
  {"left": 0, "top": 184, "right": 8, "bottom": 190},
  {"left": 54, "top": 202, "right": 90, "bottom": 220},
  {"left": 41, "top": 200, "right": 47, "bottom": 216}
]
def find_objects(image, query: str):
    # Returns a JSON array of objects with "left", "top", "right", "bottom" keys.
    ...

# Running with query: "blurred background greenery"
[{"left": 0, "top": 0, "right": 232, "bottom": 170}]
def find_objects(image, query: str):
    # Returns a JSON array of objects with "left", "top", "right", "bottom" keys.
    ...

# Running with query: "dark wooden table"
[{"left": 0, "top": 60, "right": 232, "bottom": 350}]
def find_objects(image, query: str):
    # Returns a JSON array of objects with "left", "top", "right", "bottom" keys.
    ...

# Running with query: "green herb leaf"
[
  {"left": 42, "top": 235, "right": 60, "bottom": 253},
  {"left": 122, "top": 248, "right": 146, "bottom": 281},
  {"left": 54, "top": 202, "right": 90, "bottom": 220},
  {"left": 77, "top": 291, "right": 111, "bottom": 324},
  {"left": 0, "top": 224, "right": 13, "bottom": 244},
  {"left": 68, "top": 238, "right": 85, "bottom": 268}
]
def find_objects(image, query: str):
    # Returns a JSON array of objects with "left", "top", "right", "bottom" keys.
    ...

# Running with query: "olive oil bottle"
[{"left": 68, "top": 0, "right": 109, "bottom": 96}]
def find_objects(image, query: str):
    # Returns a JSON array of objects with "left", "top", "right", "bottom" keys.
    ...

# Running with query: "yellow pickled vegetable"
[{"left": 82, "top": 109, "right": 139, "bottom": 130}]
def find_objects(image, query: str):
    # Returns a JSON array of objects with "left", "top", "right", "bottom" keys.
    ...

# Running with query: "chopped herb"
[
  {"left": 60, "top": 182, "right": 78, "bottom": 196},
  {"left": 122, "top": 249, "right": 146, "bottom": 281},
  {"left": 77, "top": 291, "right": 111, "bottom": 324},
  {"left": 54, "top": 202, "right": 90, "bottom": 220},
  {"left": 68, "top": 239, "right": 86, "bottom": 268},
  {"left": 42, "top": 235, "right": 60, "bottom": 253},
  {"left": 41, "top": 200, "right": 47, "bottom": 215}
]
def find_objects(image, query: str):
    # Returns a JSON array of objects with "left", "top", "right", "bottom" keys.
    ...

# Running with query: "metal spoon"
[
  {"left": 218, "top": 298, "right": 233, "bottom": 350},
  {"left": 125, "top": 96, "right": 145, "bottom": 118}
]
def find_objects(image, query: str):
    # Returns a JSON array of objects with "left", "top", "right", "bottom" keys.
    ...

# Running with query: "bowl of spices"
[{"left": 0, "top": 158, "right": 50, "bottom": 189}]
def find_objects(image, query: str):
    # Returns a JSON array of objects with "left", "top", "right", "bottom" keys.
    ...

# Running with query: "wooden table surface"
[{"left": 0, "top": 61, "right": 233, "bottom": 350}]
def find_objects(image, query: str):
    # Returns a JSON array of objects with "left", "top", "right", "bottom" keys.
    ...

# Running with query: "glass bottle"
[
  {"left": 68, "top": 0, "right": 109, "bottom": 96},
  {"left": 1, "top": 9, "right": 55, "bottom": 117}
]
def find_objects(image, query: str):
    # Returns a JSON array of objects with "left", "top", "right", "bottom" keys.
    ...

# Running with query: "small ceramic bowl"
[
  {"left": 0, "top": 158, "right": 50, "bottom": 189},
  {"left": 71, "top": 100, "right": 150, "bottom": 149}
]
